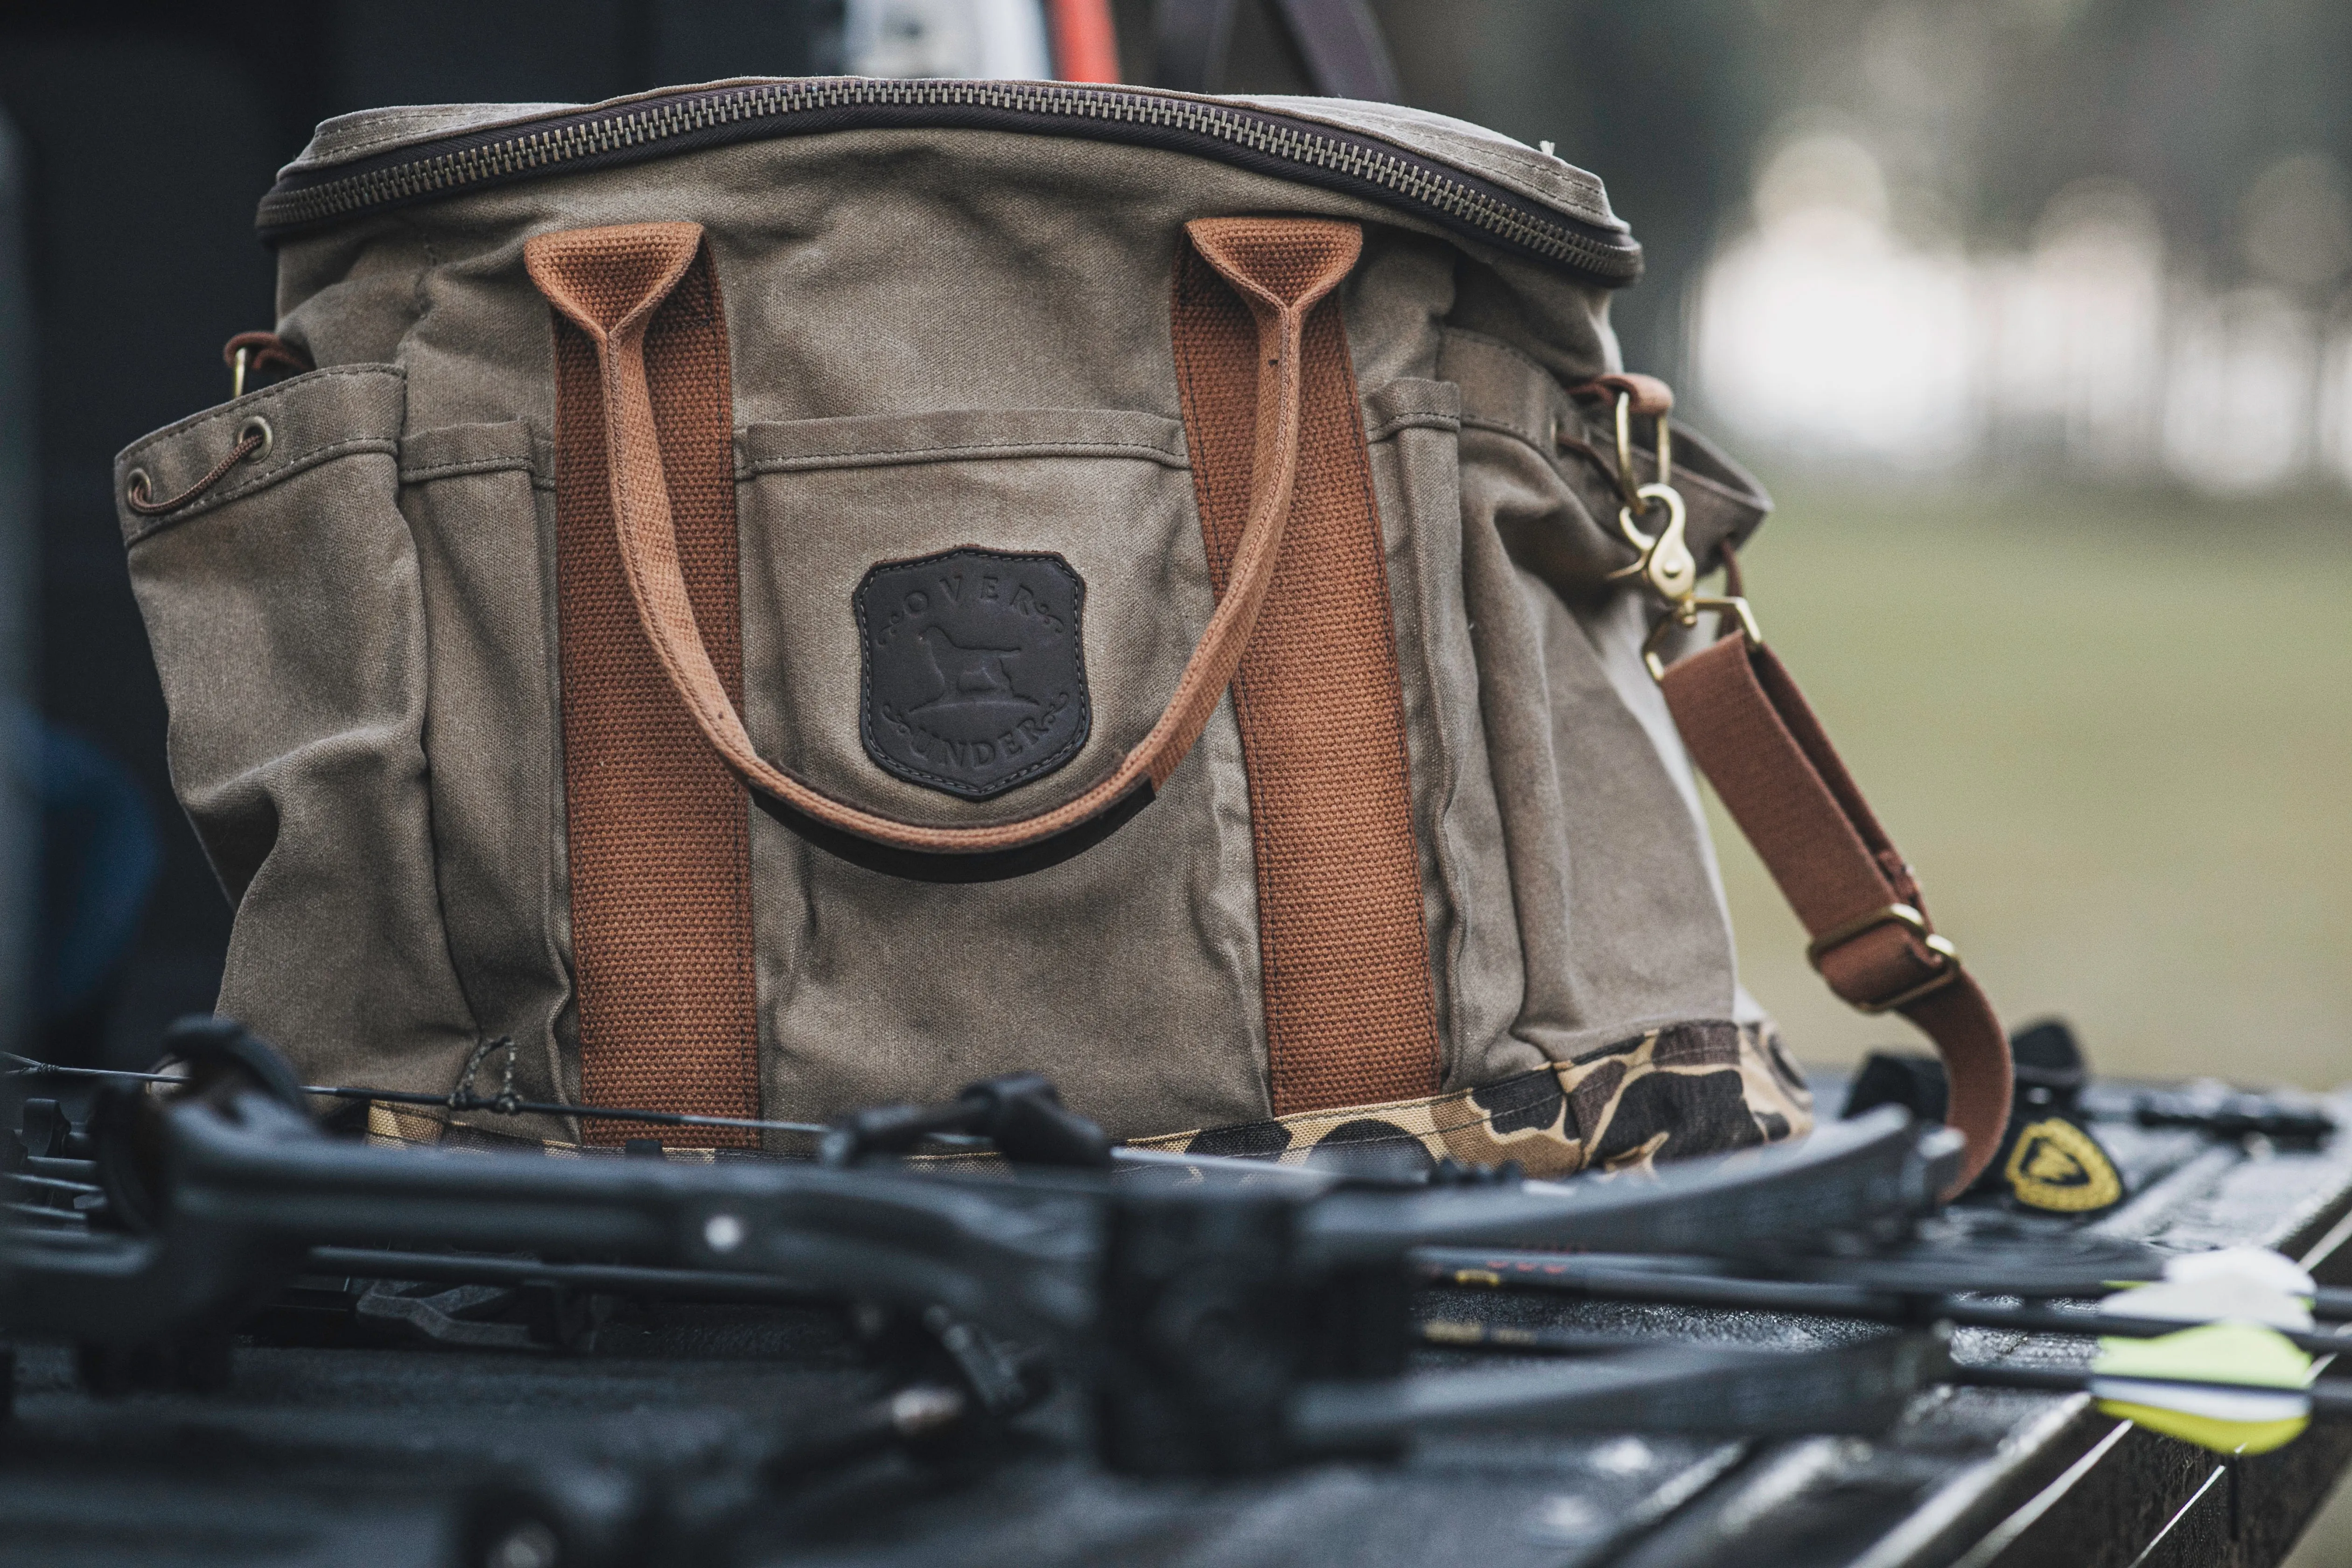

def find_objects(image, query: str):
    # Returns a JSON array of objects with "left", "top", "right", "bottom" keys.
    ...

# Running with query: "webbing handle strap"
[
  {"left": 524, "top": 217, "right": 1362, "bottom": 879},
  {"left": 1656, "top": 628, "right": 2013, "bottom": 1195}
]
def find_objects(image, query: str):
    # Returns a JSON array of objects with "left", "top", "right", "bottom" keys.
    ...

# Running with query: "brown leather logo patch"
[{"left": 855, "top": 548, "right": 1091, "bottom": 799}]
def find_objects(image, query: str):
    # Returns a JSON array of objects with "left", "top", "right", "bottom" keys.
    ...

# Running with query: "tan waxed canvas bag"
[{"left": 113, "top": 79, "right": 2014, "bottom": 1186}]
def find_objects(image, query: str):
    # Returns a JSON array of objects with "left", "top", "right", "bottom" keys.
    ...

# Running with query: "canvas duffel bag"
[{"left": 115, "top": 79, "right": 2012, "bottom": 1185}]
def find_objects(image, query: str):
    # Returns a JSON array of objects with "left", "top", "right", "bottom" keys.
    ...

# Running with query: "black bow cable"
[
  {"left": 0, "top": 1052, "right": 1332, "bottom": 1175},
  {"left": 1, "top": 1050, "right": 848, "bottom": 1140},
  {"left": 303, "top": 1246, "right": 827, "bottom": 1305}
]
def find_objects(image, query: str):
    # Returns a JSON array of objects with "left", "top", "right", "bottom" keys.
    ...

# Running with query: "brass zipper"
[{"left": 258, "top": 78, "right": 1641, "bottom": 284}]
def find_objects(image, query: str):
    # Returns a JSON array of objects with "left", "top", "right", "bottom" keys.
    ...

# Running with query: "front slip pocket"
[
  {"left": 731, "top": 406, "right": 1273, "bottom": 1140},
  {"left": 734, "top": 406, "right": 1212, "bottom": 829}
]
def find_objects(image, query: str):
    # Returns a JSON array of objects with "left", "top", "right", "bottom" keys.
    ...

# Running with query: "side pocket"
[
  {"left": 397, "top": 420, "right": 573, "bottom": 1113},
  {"left": 1444, "top": 344, "right": 1745, "bottom": 1061},
  {"left": 116, "top": 366, "right": 483, "bottom": 1093},
  {"left": 1362, "top": 379, "right": 1536, "bottom": 1091}
]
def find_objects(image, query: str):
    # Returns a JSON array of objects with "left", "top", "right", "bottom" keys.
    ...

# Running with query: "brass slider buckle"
[
  {"left": 1806, "top": 903, "right": 1963, "bottom": 1014},
  {"left": 1642, "top": 594, "right": 1763, "bottom": 682}
]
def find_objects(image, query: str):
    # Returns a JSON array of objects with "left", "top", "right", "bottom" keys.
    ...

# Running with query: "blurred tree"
[{"left": 1466, "top": 0, "right": 1771, "bottom": 383}]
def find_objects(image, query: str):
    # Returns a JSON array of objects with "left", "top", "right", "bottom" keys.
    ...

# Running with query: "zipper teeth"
[{"left": 259, "top": 79, "right": 1635, "bottom": 278}]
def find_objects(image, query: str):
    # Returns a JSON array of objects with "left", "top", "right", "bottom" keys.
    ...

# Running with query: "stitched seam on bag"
[
  {"left": 1547, "top": 421, "right": 1752, "bottom": 512},
  {"left": 739, "top": 439, "right": 1190, "bottom": 476},
  {"left": 119, "top": 364, "right": 405, "bottom": 458},
  {"left": 398, "top": 453, "right": 536, "bottom": 482},
  {"left": 121, "top": 436, "right": 400, "bottom": 545},
  {"left": 1357, "top": 387, "right": 1469, "bottom": 1089},
  {"left": 1364, "top": 409, "right": 1462, "bottom": 444},
  {"left": 1436, "top": 325, "right": 1560, "bottom": 388},
  {"left": 1561, "top": 1016, "right": 1739, "bottom": 1065},
  {"left": 1457, "top": 412, "right": 1555, "bottom": 455},
  {"left": 1458, "top": 413, "right": 1755, "bottom": 520},
  {"left": 1386, "top": 422, "right": 1474, "bottom": 1086}
]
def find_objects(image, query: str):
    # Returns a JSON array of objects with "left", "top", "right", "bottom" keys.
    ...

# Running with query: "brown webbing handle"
[
  {"left": 1658, "top": 627, "right": 2014, "bottom": 1196},
  {"left": 524, "top": 217, "right": 1362, "bottom": 870}
]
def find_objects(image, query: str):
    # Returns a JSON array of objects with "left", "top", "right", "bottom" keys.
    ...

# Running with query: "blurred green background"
[
  {"left": 1400, "top": 0, "right": 2352, "bottom": 1092},
  {"left": 1711, "top": 482, "right": 2352, "bottom": 1088}
]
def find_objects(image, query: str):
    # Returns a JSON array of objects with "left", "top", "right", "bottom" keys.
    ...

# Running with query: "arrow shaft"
[
  {"left": 1421, "top": 1319, "right": 2346, "bottom": 1413},
  {"left": 1419, "top": 1251, "right": 2352, "bottom": 1356}
]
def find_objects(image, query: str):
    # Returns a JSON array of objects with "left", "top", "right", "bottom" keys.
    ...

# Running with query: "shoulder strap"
[
  {"left": 1271, "top": 0, "right": 1400, "bottom": 100},
  {"left": 1582, "top": 381, "right": 2012, "bottom": 1197},
  {"left": 1154, "top": 0, "right": 1399, "bottom": 100},
  {"left": 1654, "top": 590, "right": 2013, "bottom": 1196}
]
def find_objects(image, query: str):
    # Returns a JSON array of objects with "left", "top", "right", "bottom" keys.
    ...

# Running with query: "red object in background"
[{"left": 1048, "top": 0, "right": 1121, "bottom": 82}]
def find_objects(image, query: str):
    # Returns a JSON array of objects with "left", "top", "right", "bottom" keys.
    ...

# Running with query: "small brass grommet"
[
  {"left": 125, "top": 467, "right": 153, "bottom": 507},
  {"left": 236, "top": 415, "right": 274, "bottom": 462}
]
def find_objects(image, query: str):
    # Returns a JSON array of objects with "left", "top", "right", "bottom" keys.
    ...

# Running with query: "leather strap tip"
[
  {"left": 525, "top": 221, "right": 708, "bottom": 339},
  {"left": 1568, "top": 371, "right": 1674, "bottom": 417},
  {"left": 1184, "top": 217, "right": 1364, "bottom": 311}
]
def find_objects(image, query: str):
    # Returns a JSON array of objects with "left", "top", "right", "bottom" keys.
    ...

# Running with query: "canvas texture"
[{"left": 116, "top": 85, "right": 1801, "bottom": 1161}]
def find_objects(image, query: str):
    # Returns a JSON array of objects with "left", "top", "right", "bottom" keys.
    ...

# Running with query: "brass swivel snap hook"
[
  {"left": 1579, "top": 386, "right": 1764, "bottom": 683},
  {"left": 1568, "top": 376, "right": 1764, "bottom": 680},
  {"left": 1602, "top": 389, "right": 1699, "bottom": 603},
  {"left": 1592, "top": 387, "right": 1701, "bottom": 626}
]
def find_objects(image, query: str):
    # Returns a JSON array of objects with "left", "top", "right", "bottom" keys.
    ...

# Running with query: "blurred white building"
[
  {"left": 843, "top": 0, "right": 1052, "bottom": 81},
  {"left": 1695, "top": 133, "right": 2352, "bottom": 493}
]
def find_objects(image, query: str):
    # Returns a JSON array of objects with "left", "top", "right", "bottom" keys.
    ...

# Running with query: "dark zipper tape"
[{"left": 257, "top": 79, "right": 1642, "bottom": 286}]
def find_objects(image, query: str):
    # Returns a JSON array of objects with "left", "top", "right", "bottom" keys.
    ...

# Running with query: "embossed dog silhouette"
[{"left": 912, "top": 624, "right": 1035, "bottom": 711}]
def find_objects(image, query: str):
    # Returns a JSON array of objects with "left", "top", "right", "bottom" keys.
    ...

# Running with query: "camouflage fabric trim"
[
  {"left": 362, "top": 1020, "right": 1809, "bottom": 1178},
  {"left": 1128, "top": 1021, "right": 1812, "bottom": 1179},
  {"left": 365, "top": 1102, "right": 455, "bottom": 1149}
]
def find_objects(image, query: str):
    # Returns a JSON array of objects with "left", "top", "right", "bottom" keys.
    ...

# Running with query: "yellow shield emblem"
[{"left": 2002, "top": 1117, "right": 2123, "bottom": 1213}]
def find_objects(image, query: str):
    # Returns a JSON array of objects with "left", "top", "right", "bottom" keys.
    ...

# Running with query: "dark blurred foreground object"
[
  {"left": 7, "top": 1024, "right": 2352, "bottom": 1565},
  {"left": 2130, "top": 1084, "right": 2339, "bottom": 1144},
  {"left": 1845, "top": 1018, "right": 2340, "bottom": 1218}
]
